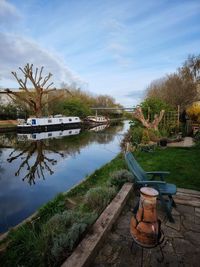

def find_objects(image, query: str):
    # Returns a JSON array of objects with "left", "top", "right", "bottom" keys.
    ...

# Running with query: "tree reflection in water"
[
  {"left": 4, "top": 121, "right": 124, "bottom": 185},
  {"left": 7, "top": 140, "right": 64, "bottom": 185},
  {"left": 0, "top": 149, "right": 4, "bottom": 178}
]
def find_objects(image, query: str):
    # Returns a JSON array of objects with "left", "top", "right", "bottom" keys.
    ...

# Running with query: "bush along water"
[
  {"left": 84, "top": 186, "right": 117, "bottom": 213},
  {"left": 109, "top": 169, "right": 134, "bottom": 190}
]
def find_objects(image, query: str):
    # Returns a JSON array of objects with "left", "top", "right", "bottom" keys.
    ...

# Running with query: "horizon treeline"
[{"left": 0, "top": 83, "right": 123, "bottom": 119}]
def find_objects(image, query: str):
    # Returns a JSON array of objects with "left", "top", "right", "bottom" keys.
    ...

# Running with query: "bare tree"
[
  {"left": 132, "top": 106, "right": 165, "bottom": 131},
  {"left": 5, "top": 63, "right": 70, "bottom": 117}
]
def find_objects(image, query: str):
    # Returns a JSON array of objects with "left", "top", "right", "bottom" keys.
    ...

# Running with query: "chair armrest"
[
  {"left": 146, "top": 171, "right": 170, "bottom": 181},
  {"left": 146, "top": 171, "right": 170, "bottom": 175},
  {"left": 137, "top": 180, "right": 166, "bottom": 185}
]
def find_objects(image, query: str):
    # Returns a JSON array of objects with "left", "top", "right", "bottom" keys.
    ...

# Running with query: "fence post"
[{"left": 177, "top": 105, "right": 180, "bottom": 128}]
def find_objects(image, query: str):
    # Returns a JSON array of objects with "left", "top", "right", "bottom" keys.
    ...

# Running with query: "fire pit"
[{"left": 130, "top": 187, "right": 164, "bottom": 266}]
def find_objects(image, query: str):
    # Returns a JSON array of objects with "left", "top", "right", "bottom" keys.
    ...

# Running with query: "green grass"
[
  {"left": 133, "top": 146, "right": 200, "bottom": 191},
  {"left": 66, "top": 153, "right": 126, "bottom": 197}
]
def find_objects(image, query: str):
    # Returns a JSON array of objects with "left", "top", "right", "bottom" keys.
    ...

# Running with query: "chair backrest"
[{"left": 125, "top": 152, "right": 148, "bottom": 182}]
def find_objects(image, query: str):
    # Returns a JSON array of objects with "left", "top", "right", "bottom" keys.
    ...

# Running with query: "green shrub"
[
  {"left": 140, "top": 97, "right": 173, "bottom": 116},
  {"left": 42, "top": 210, "right": 97, "bottom": 266},
  {"left": 130, "top": 127, "right": 144, "bottom": 145},
  {"left": 141, "top": 129, "right": 150, "bottom": 144},
  {"left": 84, "top": 186, "right": 116, "bottom": 213},
  {"left": 1, "top": 210, "right": 97, "bottom": 267},
  {"left": 109, "top": 169, "right": 133, "bottom": 190},
  {"left": 147, "top": 128, "right": 160, "bottom": 141}
]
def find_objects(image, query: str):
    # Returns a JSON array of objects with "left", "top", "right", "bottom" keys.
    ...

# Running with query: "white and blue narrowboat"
[{"left": 17, "top": 115, "right": 81, "bottom": 132}]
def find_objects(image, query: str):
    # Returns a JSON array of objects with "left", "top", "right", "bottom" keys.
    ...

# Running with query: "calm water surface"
[{"left": 0, "top": 121, "right": 129, "bottom": 233}]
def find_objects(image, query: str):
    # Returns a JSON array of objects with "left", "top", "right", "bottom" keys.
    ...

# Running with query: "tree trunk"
[{"left": 132, "top": 107, "right": 165, "bottom": 131}]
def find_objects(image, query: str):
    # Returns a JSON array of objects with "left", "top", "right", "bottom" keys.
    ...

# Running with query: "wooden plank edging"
[
  {"left": 174, "top": 187, "right": 200, "bottom": 207},
  {"left": 177, "top": 188, "right": 200, "bottom": 196},
  {"left": 61, "top": 183, "right": 133, "bottom": 267}
]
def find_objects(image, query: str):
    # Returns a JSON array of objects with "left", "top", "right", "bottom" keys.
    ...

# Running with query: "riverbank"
[
  {"left": 0, "top": 154, "right": 127, "bottom": 267},
  {"left": 0, "top": 120, "right": 17, "bottom": 132}
]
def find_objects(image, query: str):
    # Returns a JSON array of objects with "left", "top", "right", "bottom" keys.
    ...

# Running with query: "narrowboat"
[{"left": 17, "top": 115, "right": 81, "bottom": 132}]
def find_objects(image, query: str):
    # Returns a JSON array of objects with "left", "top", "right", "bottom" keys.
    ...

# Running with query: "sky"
[{"left": 0, "top": 0, "right": 200, "bottom": 107}]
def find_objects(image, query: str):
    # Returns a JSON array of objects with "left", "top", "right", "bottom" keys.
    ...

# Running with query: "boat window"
[
  {"left": 75, "top": 118, "right": 78, "bottom": 120},
  {"left": 69, "top": 118, "right": 72, "bottom": 121},
  {"left": 59, "top": 119, "right": 63, "bottom": 122},
  {"left": 32, "top": 119, "right": 36, "bottom": 125},
  {"left": 48, "top": 119, "right": 52, "bottom": 123},
  {"left": 69, "top": 131, "right": 72, "bottom": 134},
  {"left": 48, "top": 133, "right": 52, "bottom": 137},
  {"left": 32, "top": 134, "right": 36, "bottom": 139}
]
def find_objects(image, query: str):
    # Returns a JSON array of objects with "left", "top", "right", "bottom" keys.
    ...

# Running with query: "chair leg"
[
  {"left": 169, "top": 195, "right": 176, "bottom": 207},
  {"left": 159, "top": 194, "right": 175, "bottom": 223},
  {"left": 157, "top": 244, "right": 164, "bottom": 263}
]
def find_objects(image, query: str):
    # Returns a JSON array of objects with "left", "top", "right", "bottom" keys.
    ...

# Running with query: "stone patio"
[
  {"left": 167, "top": 137, "right": 194, "bottom": 147},
  {"left": 92, "top": 188, "right": 200, "bottom": 267}
]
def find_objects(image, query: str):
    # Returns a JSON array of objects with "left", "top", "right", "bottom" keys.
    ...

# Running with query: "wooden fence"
[{"left": 144, "top": 106, "right": 180, "bottom": 130}]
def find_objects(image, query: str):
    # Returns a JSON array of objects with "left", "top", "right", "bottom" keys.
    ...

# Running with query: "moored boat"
[
  {"left": 17, "top": 115, "right": 81, "bottom": 132},
  {"left": 84, "top": 115, "right": 109, "bottom": 125}
]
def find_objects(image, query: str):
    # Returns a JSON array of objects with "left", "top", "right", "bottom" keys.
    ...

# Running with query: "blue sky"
[{"left": 0, "top": 0, "right": 200, "bottom": 106}]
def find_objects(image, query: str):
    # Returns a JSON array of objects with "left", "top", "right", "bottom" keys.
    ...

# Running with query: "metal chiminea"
[{"left": 130, "top": 187, "right": 164, "bottom": 265}]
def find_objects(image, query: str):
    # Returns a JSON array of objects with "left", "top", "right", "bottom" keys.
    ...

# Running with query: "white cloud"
[
  {"left": 0, "top": 0, "right": 21, "bottom": 26},
  {"left": 0, "top": 33, "right": 85, "bottom": 88}
]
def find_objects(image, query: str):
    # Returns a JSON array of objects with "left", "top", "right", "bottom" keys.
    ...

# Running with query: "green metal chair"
[{"left": 125, "top": 151, "right": 177, "bottom": 223}]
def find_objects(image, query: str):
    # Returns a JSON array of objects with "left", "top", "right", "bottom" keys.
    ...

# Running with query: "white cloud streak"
[{"left": 0, "top": 33, "right": 85, "bottom": 87}]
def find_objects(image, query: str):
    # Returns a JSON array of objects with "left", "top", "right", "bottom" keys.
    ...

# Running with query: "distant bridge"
[{"left": 90, "top": 107, "right": 135, "bottom": 112}]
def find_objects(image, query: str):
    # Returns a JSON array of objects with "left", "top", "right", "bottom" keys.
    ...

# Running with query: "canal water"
[{"left": 0, "top": 121, "right": 129, "bottom": 233}]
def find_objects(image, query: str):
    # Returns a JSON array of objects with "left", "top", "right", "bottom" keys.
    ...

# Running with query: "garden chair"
[{"left": 125, "top": 151, "right": 177, "bottom": 223}]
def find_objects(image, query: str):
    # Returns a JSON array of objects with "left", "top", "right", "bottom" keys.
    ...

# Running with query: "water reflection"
[
  {"left": 6, "top": 129, "right": 83, "bottom": 185},
  {"left": 0, "top": 149, "right": 4, "bottom": 177},
  {"left": 0, "top": 121, "right": 128, "bottom": 232},
  {"left": 17, "top": 128, "right": 81, "bottom": 141},
  {"left": 89, "top": 124, "right": 109, "bottom": 132},
  {"left": 7, "top": 141, "right": 63, "bottom": 185}
]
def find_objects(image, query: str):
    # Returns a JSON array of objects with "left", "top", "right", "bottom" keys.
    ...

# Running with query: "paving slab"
[{"left": 167, "top": 137, "right": 194, "bottom": 147}]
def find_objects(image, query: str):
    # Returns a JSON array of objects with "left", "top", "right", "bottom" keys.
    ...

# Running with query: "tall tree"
[
  {"left": 5, "top": 63, "right": 70, "bottom": 117},
  {"left": 145, "top": 55, "right": 199, "bottom": 109},
  {"left": 183, "top": 54, "right": 200, "bottom": 83}
]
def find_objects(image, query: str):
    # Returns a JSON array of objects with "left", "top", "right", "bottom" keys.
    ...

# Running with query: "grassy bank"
[{"left": 1, "top": 145, "right": 200, "bottom": 266}]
